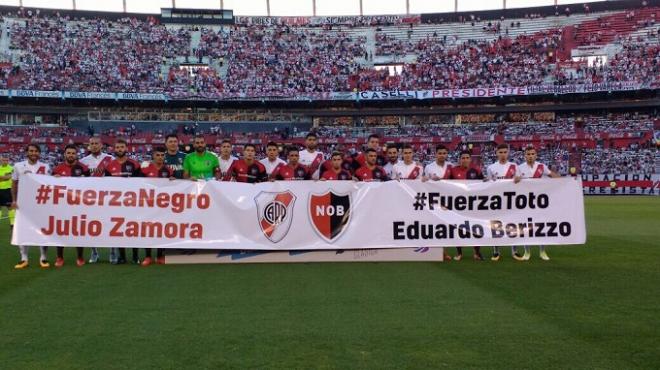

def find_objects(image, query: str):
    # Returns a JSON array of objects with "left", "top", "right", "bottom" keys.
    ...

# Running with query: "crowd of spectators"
[
  {"left": 553, "top": 42, "right": 660, "bottom": 85},
  {"left": 7, "top": 139, "right": 655, "bottom": 176},
  {"left": 310, "top": 113, "right": 655, "bottom": 138},
  {"left": 194, "top": 25, "right": 367, "bottom": 96},
  {"left": 0, "top": 8, "right": 657, "bottom": 97},
  {"left": 8, "top": 15, "right": 190, "bottom": 93},
  {"left": 581, "top": 147, "right": 657, "bottom": 175},
  {"left": 2, "top": 110, "right": 656, "bottom": 175}
]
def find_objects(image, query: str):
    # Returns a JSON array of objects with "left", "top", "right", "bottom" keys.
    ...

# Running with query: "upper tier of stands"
[{"left": 0, "top": 5, "right": 657, "bottom": 97}]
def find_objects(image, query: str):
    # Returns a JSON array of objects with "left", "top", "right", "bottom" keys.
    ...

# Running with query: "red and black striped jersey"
[
  {"left": 52, "top": 162, "right": 90, "bottom": 177},
  {"left": 225, "top": 159, "right": 268, "bottom": 183},
  {"left": 355, "top": 166, "right": 389, "bottom": 182},
  {"left": 354, "top": 152, "right": 386, "bottom": 169},
  {"left": 104, "top": 158, "right": 142, "bottom": 177},
  {"left": 272, "top": 164, "right": 310, "bottom": 181},
  {"left": 450, "top": 166, "right": 484, "bottom": 180},
  {"left": 320, "top": 157, "right": 355, "bottom": 177},
  {"left": 321, "top": 169, "right": 353, "bottom": 180},
  {"left": 141, "top": 163, "right": 173, "bottom": 178}
]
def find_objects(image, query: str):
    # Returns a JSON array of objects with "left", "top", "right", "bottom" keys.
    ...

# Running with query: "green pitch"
[{"left": 0, "top": 196, "right": 658, "bottom": 369}]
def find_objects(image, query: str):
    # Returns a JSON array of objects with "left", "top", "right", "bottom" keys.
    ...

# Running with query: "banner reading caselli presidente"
[{"left": 13, "top": 175, "right": 586, "bottom": 249}]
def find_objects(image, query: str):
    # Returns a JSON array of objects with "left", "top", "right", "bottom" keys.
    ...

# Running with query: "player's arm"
[
  {"left": 352, "top": 168, "right": 362, "bottom": 181},
  {"left": 482, "top": 166, "right": 491, "bottom": 182},
  {"left": 424, "top": 164, "right": 438, "bottom": 181},
  {"left": 10, "top": 179, "right": 18, "bottom": 208},
  {"left": 257, "top": 165, "right": 270, "bottom": 182},
  {"left": 183, "top": 155, "right": 193, "bottom": 180},
  {"left": 351, "top": 154, "right": 361, "bottom": 172},
  {"left": 222, "top": 161, "right": 235, "bottom": 182},
  {"left": 268, "top": 166, "right": 278, "bottom": 182},
  {"left": 212, "top": 156, "right": 220, "bottom": 180},
  {"left": 319, "top": 161, "right": 328, "bottom": 177},
  {"left": 258, "top": 166, "right": 268, "bottom": 183},
  {"left": 9, "top": 163, "right": 20, "bottom": 207},
  {"left": 415, "top": 165, "right": 424, "bottom": 181},
  {"left": 132, "top": 162, "right": 143, "bottom": 177},
  {"left": 444, "top": 164, "right": 453, "bottom": 179},
  {"left": 95, "top": 157, "right": 110, "bottom": 176},
  {"left": 513, "top": 164, "right": 523, "bottom": 183},
  {"left": 0, "top": 169, "right": 11, "bottom": 181},
  {"left": 513, "top": 169, "right": 522, "bottom": 183},
  {"left": 543, "top": 164, "right": 560, "bottom": 178}
]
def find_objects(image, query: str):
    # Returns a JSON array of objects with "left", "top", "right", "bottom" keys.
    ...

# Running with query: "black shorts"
[{"left": 0, "top": 188, "right": 11, "bottom": 206}]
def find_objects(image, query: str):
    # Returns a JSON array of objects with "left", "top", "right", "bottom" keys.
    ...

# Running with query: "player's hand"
[
  {"left": 169, "top": 176, "right": 175, "bottom": 181},
  {"left": 421, "top": 175, "right": 428, "bottom": 182},
  {"left": 190, "top": 177, "right": 197, "bottom": 181},
  {"left": 513, "top": 176, "right": 522, "bottom": 184},
  {"left": 319, "top": 177, "right": 326, "bottom": 181},
  {"left": 10, "top": 201, "right": 18, "bottom": 210},
  {"left": 53, "top": 174, "right": 61, "bottom": 178},
  {"left": 431, "top": 175, "right": 440, "bottom": 181}
]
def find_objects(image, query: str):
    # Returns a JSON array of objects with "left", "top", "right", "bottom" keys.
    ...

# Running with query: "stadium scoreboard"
[{"left": 161, "top": 8, "right": 234, "bottom": 25}]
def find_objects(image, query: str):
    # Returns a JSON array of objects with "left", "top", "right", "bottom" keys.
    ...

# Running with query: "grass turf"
[{"left": 0, "top": 196, "right": 658, "bottom": 369}]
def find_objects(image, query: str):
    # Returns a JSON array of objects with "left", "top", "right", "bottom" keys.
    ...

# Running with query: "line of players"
[{"left": 4, "top": 132, "right": 559, "bottom": 269}]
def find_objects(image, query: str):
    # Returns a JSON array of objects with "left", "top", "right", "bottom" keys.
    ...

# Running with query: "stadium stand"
[
  {"left": 1, "top": 111, "right": 656, "bottom": 176},
  {"left": 0, "top": 5, "right": 657, "bottom": 97},
  {"left": 0, "top": 3, "right": 657, "bottom": 180}
]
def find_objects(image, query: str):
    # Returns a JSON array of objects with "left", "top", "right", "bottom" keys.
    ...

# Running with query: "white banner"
[
  {"left": 64, "top": 91, "right": 116, "bottom": 100},
  {"left": 352, "top": 82, "right": 644, "bottom": 101},
  {"left": 116, "top": 92, "right": 168, "bottom": 101},
  {"left": 1, "top": 82, "right": 651, "bottom": 103},
  {"left": 12, "top": 90, "right": 63, "bottom": 98},
  {"left": 12, "top": 175, "right": 586, "bottom": 249},
  {"left": 581, "top": 174, "right": 660, "bottom": 195},
  {"left": 234, "top": 14, "right": 421, "bottom": 27}
]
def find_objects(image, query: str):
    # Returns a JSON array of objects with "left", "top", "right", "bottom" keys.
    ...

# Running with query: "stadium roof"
[{"left": 0, "top": 0, "right": 604, "bottom": 16}]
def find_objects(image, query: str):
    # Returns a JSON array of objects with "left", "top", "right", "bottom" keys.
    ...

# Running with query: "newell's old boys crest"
[
  {"left": 309, "top": 191, "right": 351, "bottom": 243},
  {"left": 255, "top": 191, "right": 296, "bottom": 243}
]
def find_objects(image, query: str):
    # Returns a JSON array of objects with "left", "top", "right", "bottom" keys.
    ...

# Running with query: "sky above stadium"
[{"left": 0, "top": 0, "right": 600, "bottom": 15}]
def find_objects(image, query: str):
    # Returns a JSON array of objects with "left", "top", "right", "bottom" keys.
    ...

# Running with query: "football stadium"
[{"left": 0, "top": 0, "right": 659, "bottom": 368}]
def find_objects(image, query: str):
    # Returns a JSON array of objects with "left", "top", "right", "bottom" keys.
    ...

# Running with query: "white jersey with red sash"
[
  {"left": 424, "top": 161, "right": 453, "bottom": 180},
  {"left": 259, "top": 157, "right": 286, "bottom": 176},
  {"left": 218, "top": 155, "right": 237, "bottom": 178},
  {"left": 299, "top": 150, "right": 324, "bottom": 180},
  {"left": 393, "top": 161, "right": 423, "bottom": 180},
  {"left": 80, "top": 153, "right": 114, "bottom": 177},
  {"left": 517, "top": 162, "right": 551, "bottom": 179},
  {"left": 486, "top": 161, "right": 517, "bottom": 180},
  {"left": 383, "top": 160, "right": 399, "bottom": 179}
]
